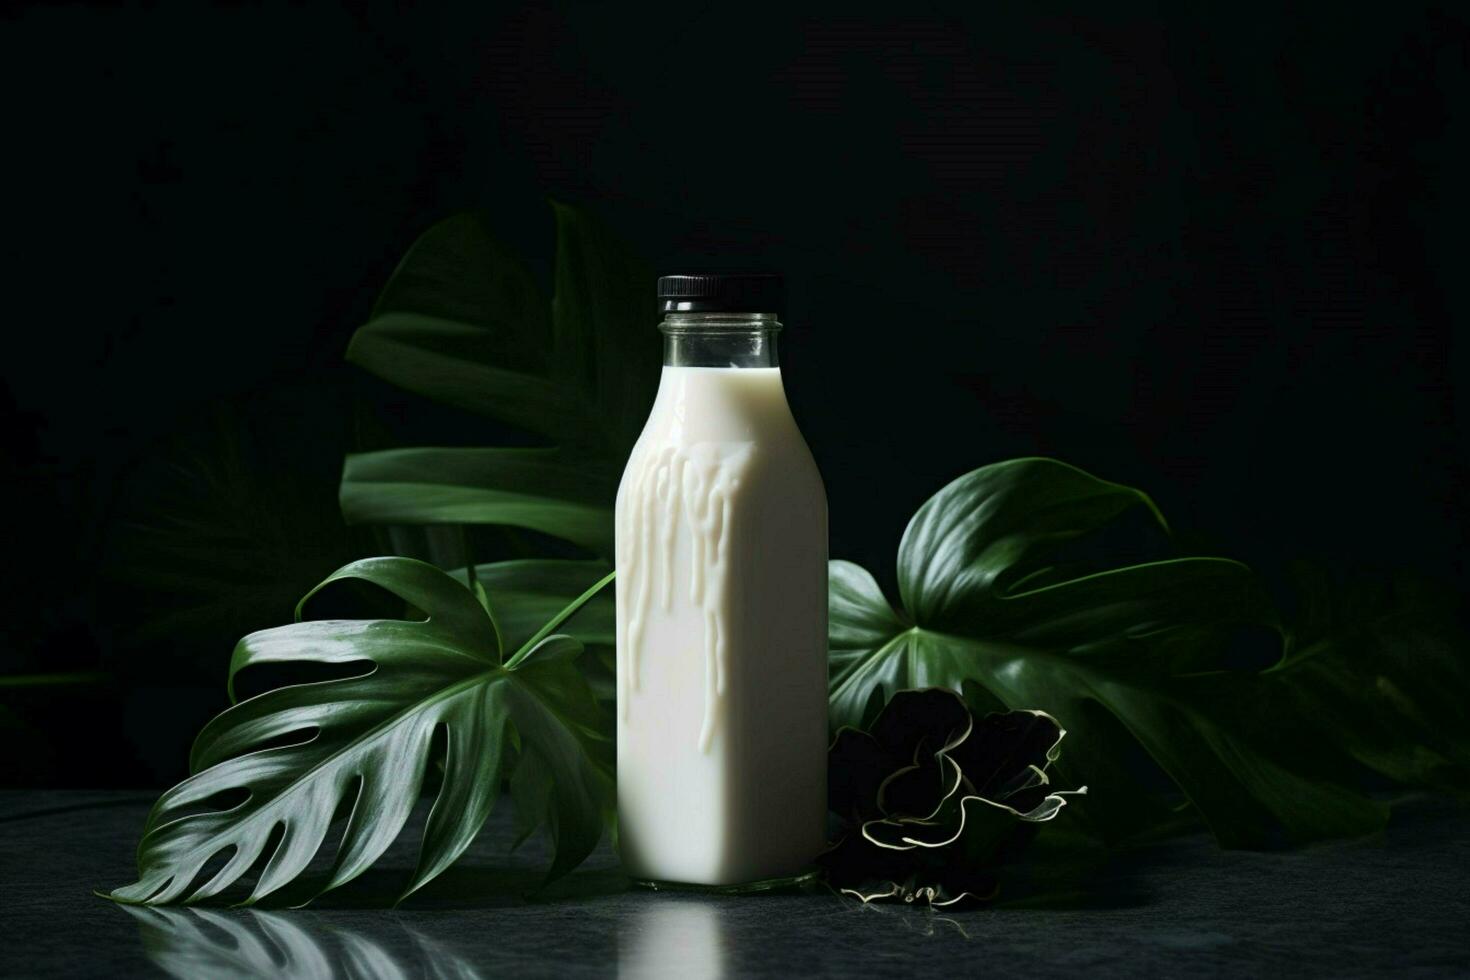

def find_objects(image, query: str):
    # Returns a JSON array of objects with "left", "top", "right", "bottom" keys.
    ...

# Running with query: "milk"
[{"left": 615, "top": 365, "right": 828, "bottom": 885}]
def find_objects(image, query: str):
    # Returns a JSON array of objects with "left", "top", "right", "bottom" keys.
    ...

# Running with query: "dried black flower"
[{"left": 821, "top": 688, "right": 1084, "bottom": 907}]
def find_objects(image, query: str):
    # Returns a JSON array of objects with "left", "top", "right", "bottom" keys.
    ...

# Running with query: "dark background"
[{"left": 3, "top": 2, "right": 1465, "bottom": 787}]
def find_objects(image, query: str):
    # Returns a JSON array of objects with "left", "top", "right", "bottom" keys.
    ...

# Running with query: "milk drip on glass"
[{"left": 615, "top": 275, "right": 828, "bottom": 885}]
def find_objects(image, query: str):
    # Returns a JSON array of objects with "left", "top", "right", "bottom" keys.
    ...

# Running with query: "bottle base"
[{"left": 630, "top": 866, "right": 823, "bottom": 895}]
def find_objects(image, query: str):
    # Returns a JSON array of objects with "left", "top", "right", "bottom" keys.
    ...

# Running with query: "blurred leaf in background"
[
  {"left": 104, "top": 384, "right": 367, "bottom": 654},
  {"left": 97, "top": 381, "right": 373, "bottom": 782},
  {"left": 336, "top": 202, "right": 652, "bottom": 714},
  {"left": 1, "top": 379, "right": 120, "bottom": 782},
  {"left": 1265, "top": 565, "right": 1470, "bottom": 794},
  {"left": 339, "top": 203, "right": 657, "bottom": 562}
]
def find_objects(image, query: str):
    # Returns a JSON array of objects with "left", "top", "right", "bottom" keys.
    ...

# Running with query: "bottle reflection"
[
  {"left": 618, "top": 898, "right": 726, "bottom": 980},
  {"left": 123, "top": 905, "right": 485, "bottom": 980}
]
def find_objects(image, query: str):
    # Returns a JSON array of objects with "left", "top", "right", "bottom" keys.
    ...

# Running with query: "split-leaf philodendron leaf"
[
  {"left": 339, "top": 203, "right": 657, "bottom": 561},
  {"left": 828, "top": 457, "right": 1396, "bottom": 847},
  {"left": 110, "top": 557, "right": 613, "bottom": 907}
]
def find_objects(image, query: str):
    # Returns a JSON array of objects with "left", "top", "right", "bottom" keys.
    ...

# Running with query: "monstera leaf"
[
  {"left": 828, "top": 458, "right": 1390, "bottom": 847},
  {"left": 110, "top": 557, "right": 614, "bottom": 907},
  {"left": 339, "top": 203, "right": 656, "bottom": 560}
]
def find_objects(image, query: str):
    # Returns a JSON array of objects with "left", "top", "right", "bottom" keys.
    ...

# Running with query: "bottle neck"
[{"left": 659, "top": 312, "right": 781, "bottom": 368}]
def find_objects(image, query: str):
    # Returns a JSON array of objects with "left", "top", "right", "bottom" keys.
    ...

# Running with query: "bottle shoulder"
[
  {"left": 617, "top": 368, "right": 822, "bottom": 497},
  {"left": 617, "top": 418, "right": 826, "bottom": 505}
]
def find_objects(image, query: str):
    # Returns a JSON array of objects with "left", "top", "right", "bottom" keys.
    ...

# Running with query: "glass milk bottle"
[{"left": 615, "top": 274, "right": 828, "bottom": 885}]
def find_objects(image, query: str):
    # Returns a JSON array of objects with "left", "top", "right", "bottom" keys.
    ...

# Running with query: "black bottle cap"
[{"left": 657, "top": 274, "right": 785, "bottom": 316}]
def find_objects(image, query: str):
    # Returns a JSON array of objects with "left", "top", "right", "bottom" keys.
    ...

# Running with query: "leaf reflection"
[
  {"left": 842, "top": 899, "right": 973, "bottom": 940},
  {"left": 123, "top": 905, "right": 485, "bottom": 980}
]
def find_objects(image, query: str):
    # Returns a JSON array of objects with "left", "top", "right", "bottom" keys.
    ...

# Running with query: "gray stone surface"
[{"left": 2, "top": 790, "right": 1469, "bottom": 978}]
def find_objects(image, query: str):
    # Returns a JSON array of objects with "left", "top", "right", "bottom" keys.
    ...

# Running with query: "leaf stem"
[
  {"left": 506, "top": 570, "right": 617, "bottom": 668},
  {"left": 462, "top": 526, "right": 478, "bottom": 594},
  {"left": 458, "top": 525, "right": 505, "bottom": 661}
]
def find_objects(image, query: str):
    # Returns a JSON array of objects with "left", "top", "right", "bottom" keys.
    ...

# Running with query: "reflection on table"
[
  {"left": 618, "top": 898, "right": 726, "bottom": 980},
  {"left": 124, "top": 905, "right": 486, "bottom": 980},
  {"left": 123, "top": 893, "right": 730, "bottom": 980}
]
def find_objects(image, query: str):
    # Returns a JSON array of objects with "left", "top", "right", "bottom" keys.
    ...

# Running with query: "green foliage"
[
  {"left": 1266, "top": 567, "right": 1470, "bottom": 792},
  {"left": 828, "top": 457, "right": 1465, "bottom": 847},
  {"left": 339, "top": 204, "right": 657, "bottom": 561},
  {"left": 107, "top": 202, "right": 1470, "bottom": 913},
  {"left": 449, "top": 559, "right": 617, "bottom": 703},
  {"left": 103, "top": 389, "right": 369, "bottom": 662},
  {"left": 108, "top": 204, "right": 649, "bottom": 907},
  {"left": 109, "top": 557, "right": 613, "bottom": 907}
]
